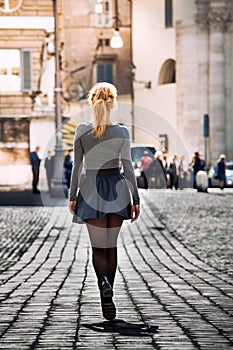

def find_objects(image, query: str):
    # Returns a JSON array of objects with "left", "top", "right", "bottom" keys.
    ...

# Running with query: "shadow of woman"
[{"left": 82, "top": 319, "right": 158, "bottom": 336}]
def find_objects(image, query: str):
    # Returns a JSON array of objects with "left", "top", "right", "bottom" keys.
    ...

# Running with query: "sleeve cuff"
[{"left": 133, "top": 198, "right": 140, "bottom": 205}]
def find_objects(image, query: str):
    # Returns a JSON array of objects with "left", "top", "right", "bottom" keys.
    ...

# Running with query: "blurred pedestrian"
[
  {"left": 162, "top": 152, "right": 172, "bottom": 188},
  {"left": 44, "top": 150, "right": 54, "bottom": 192},
  {"left": 30, "top": 146, "right": 41, "bottom": 194},
  {"left": 69, "top": 82, "right": 140, "bottom": 321},
  {"left": 167, "top": 155, "right": 178, "bottom": 190},
  {"left": 147, "top": 150, "right": 166, "bottom": 188},
  {"left": 178, "top": 155, "right": 185, "bottom": 189},
  {"left": 63, "top": 150, "right": 73, "bottom": 188},
  {"left": 192, "top": 151, "right": 202, "bottom": 189},
  {"left": 199, "top": 152, "right": 206, "bottom": 171},
  {"left": 139, "top": 150, "right": 153, "bottom": 189},
  {"left": 217, "top": 154, "right": 226, "bottom": 190}
]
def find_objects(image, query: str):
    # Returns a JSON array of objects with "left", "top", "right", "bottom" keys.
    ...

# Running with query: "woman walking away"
[
  {"left": 217, "top": 154, "right": 226, "bottom": 190},
  {"left": 69, "top": 82, "right": 140, "bottom": 321}
]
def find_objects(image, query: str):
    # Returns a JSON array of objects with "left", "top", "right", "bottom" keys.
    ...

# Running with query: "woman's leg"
[
  {"left": 219, "top": 179, "right": 224, "bottom": 190},
  {"left": 106, "top": 213, "right": 123, "bottom": 287},
  {"left": 85, "top": 214, "right": 123, "bottom": 285},
  {"left": 85, "top": 214, "right": 123, "bottom": 320},
  {"left": 85, "top": 216, "right": 108, "bottom": 279}
]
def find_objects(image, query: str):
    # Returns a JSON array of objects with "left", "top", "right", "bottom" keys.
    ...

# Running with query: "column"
[
  {"left": 209, "top": 26, "right": 225, "bottom": 162},
  {"left": 208, "top": 0, "right": 233, "bottom": 163}
]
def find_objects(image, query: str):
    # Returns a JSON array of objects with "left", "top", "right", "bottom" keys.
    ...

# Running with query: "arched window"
[{"left": 158, "top": 59, "right": 176, "bottom": 85}]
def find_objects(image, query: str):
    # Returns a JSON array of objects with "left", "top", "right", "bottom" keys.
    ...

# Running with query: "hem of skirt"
[{"left": 72, "top": 212, "right": 131, "bottom": 224}]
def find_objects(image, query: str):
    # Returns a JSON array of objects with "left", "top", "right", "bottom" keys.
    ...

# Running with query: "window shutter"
[
  {"left": 97, "top": 63, "right": 113, "bottom": 84},
  {"left": 105, "top": 64, "right": 113, "bottom": 83},
  {"left": 165, "top": 0, "right": 173, "bottom": 28},
  {"left": 21, "top": 49, "right": 33, "bottom": 92}
]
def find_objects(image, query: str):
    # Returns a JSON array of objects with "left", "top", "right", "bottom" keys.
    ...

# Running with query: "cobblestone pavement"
[{"left": 0, "top": 189, "right": 233, "bottom": 349}]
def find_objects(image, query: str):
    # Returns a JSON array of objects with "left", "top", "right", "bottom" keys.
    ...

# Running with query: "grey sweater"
[{"left": 69, "top": 122, "right": 140, "bottom": 205}]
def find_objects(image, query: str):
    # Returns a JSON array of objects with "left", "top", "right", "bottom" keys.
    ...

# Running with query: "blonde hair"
[{"left": 88, "top": 82, "right": 117, "bottom": 138}]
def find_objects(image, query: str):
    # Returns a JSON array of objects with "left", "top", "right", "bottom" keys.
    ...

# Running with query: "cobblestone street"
[{"left": 0, "top": 189, "right": 233, "bottom": 349}]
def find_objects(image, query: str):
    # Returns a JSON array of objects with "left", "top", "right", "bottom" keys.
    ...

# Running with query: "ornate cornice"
[{"left": 195, "top": 0, "right": 233, "bottom": 32}]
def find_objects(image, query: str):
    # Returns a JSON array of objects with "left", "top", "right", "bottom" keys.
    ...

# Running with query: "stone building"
[
  {"left": 0, "top": 0, "right": 132, "bottom": 189},
  {"left": 1, "top": 0, "right": 232, "bottom": 190},
  {"left": 133, "top": 0, "right": 233, "bottom": 165},
  {"left": 0, "top": 1, "right": 55, "bottom": 188}
]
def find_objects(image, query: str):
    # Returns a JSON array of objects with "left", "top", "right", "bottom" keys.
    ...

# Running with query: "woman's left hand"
[
  {"left": 131, "top": 204, "right": 140, "bottom": 222},
  {"left": 69, "top": 200, "right": 76, "bottom": 214}
]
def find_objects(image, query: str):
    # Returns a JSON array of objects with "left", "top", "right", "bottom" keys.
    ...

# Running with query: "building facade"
[
  {"left": 133, "top": 0, "right": 233, "bottom": 165},
  {"left": 0, "top": 0, "right": 131, "bottom": 189},
  {"left": 0, "top": 0, "right": 55, "bottom": 188},
  {"left": 1, "top": 0, "right": 232, "bottom": 190}
]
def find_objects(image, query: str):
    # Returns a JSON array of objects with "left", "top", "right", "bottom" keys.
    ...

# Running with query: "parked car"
[
  {"left": 130, "top": 143, "right": 156, "bottom": 164},
  {"left": 208, "top": 160, "right": 233, "bottom": 187},
  {"left": 129, "top": 143, "right": 156, "bottom": 188}
]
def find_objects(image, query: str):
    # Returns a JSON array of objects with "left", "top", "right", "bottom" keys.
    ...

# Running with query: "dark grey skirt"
[{"left": 73, "top": 168, "right": 132, "bottom": 224}]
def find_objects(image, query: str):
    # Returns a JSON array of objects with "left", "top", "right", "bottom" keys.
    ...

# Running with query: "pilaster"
[{"left": 195, "top": 0, "right": 233, "bottom": 163}]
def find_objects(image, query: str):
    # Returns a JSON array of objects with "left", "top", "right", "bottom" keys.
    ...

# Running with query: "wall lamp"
[{"left": 134, "top": 80, "right": 152, "bottom": 89}]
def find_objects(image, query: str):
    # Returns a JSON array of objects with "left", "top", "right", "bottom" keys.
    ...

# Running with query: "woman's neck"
[{"left": 105, "top": 112, "right": 112, "bottom": 125}]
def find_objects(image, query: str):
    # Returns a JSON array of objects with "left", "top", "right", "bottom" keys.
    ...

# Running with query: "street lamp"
[
  {"left": 50, "top": 0, "right": 68, "bottom": 198},
  {"left": 110, "top": 0, "right": 124, "bottom": 48},
  {"left": 109, "top": 0, "right": 134, "bottom": 139},
  {"left": 110, "top": 30, "right": 123, "bottom": 48}
]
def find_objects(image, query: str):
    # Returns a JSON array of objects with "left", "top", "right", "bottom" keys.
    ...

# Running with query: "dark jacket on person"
[
  {"left": 193, "top": 156, "right": 202, "bottom": 175},
  {"left": 44, "top": 156, "right": 54, "bottom": 177},
  {"left": 30, "top": 151, "right": 41, "bottom": 167},
  {"left": 217, "top": 159, "right": 226, "bottom": 175}
]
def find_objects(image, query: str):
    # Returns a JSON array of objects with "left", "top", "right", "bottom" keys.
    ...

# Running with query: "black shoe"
[
  {"left": 98, "top": 274, "right": 113, "bottom": 298},
  {"left": 32, "top": 189, "right": 40, "bottom": 194},
  {"left": 100, "top": 296, "right": 116, "bottom": 321}
]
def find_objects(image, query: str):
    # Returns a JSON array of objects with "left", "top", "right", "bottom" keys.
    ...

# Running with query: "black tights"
[
  {"left": 91, "top": 247, "right": 117, "bottom": 286},
  {"left": 85, "top": 213, "right": 123, "bottom": 288}
]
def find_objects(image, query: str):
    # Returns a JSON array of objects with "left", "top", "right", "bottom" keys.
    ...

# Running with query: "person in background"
[
  {"left": 44, "top": 150, "right": 54, "bottom": 192},
  {"left": 64, "top": 150, "right": 73, "bottom": 189},
  {"left": 217, "top": 154, "right": 226, "bottom": 190},
  {"left": 30, "top": 146, "right": 41, "bottom": 194},
  {"left": 178, "top": 155, "right": 185, "bottom": 189},
  {"left": 162, "top": 152, "right": 172, "bottom": 188},
  {"left": 147, "top": 150, "right": 166, "bottom": 189},
  {"left": 167, "top": 155, "right": 178, "bottom": 190},
  {"left": 192, "top": 151, "right": 202, "bottom": 189},
  {"left": 139, "top": 150, "right": 153, "bottom": 189},
  {"left": 199, "top": 152, "right": 206, "bottom": 171}
]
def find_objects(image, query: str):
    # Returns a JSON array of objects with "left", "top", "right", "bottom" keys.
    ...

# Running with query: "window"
[
  {"left": 21, "top": 49, "right": 33, "bottom": 92},
  {"left": 98, "top": 38, "right": 110, "bottom": 47},
  {"left": 158, "top": 59, "right": 176, "bottom": 85},
  {"left": 97, "top": 63, "right": 114, "bottom": 84},
  {"left": 165, "top": 0, "right": 173, "bottom": 28},
  {"left": 95, "top": 0, "right": 113, "bottom": 27},
  {"left": 0, "top": 119, "right": 29, "bottom": 142},
  {"left": 0, "top": 49, "right": 32, "bottom": 93}
]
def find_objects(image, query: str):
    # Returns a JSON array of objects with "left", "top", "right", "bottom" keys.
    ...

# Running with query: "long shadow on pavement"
[
  {"left": 0, "top": 190, "right": 67, "bottom": 206},
  {"left": 82, "top": 319, "right": 158, "bottom": 336}
]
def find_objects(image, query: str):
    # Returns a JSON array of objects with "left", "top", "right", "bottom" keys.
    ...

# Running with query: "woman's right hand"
[
  {"left": 69, "top": 201, "right": 76, "bottom": 215},
  {"left": 131, "top": 204, "right": 140, "bottom": 222}
]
